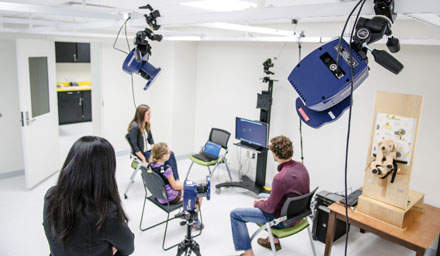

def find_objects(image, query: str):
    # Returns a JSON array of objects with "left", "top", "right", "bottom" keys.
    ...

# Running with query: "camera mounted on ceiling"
[
  {"left": 351, "top": 0, "right": 402, "bottom": 74},
  {"left": 133, "top": 4, "right": 163, "bottom": 62},
  {"left": 288, "top": 0, "right": 404, "bottom": 128},
  {"left": 122, "top": 4, "right": 163, "bottom": 90},
  {"left": 139, "top": 4, "right": 161, "bottom": 30}
]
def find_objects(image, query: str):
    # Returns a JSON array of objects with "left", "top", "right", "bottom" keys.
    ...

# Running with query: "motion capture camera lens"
[
  {"left": 139, "top": 70, "right": 151, "bottom": 80},
  {"left": 197, "top": 184, "right": 208, "bottom": 193}
]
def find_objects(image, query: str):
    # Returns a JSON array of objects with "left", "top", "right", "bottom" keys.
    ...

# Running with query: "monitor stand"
[
  {"left": 216, "top": 78, "right": 275, "bottom": 195},
  {"left": 216, "top": 142, "right": 269, "bottom": 194}
]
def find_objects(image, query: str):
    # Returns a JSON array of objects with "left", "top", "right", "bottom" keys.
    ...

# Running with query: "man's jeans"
[
  {"left": 230, "top": 193, "right": 291, "bottom": 251},
  {"left": 230, "top": 207, "right": 276, "bottom": 251}
]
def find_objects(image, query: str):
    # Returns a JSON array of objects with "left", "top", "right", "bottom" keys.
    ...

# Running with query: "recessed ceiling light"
[{"left": 181, "top": 0, "right": 257, "bottom": 12}]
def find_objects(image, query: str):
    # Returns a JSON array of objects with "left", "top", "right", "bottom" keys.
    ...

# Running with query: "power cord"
[
  {"left": 337, "top": 1, "right": 367, "bottom": 255},
  {"left": 113, "top": 16, "right": 131, "bottom": 55},
  {"left": 113, "top": 16, "right": 138, "bottom": 110},
  {"left": 298, "top": 40, "right": 304, "bottom": 163}
]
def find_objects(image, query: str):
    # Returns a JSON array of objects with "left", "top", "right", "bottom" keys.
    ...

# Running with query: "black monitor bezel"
[{"left": 235, "top": 117, "right": 269, "bottom": 149}]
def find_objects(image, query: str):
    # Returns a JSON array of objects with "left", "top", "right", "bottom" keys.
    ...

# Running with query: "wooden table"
[{"left": 324, "top": 202, "right": 440, "bottom": 256}]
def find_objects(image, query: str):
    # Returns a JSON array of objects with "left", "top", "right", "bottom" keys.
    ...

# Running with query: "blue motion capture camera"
[
  {"left": 288, "top": 38, "right": 369, "bottom": 128},
  {"left": 183, "top": 176, "right": 211, "bottom": 212},
  {"left": 288, "top": 1, "right": 403, "bottom": 129}
]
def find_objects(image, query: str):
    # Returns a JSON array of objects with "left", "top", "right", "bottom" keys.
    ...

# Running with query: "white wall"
[
  {"left": 194, "top": 41, "right": 440, "bottom": 207},
  {"left": 90, "top": 42, "right": 103, "bottom": 136},
  {"left": 168, "top": 42, "right": 197, "bottom": 154},
  {"left": 0, "top": 40, "right": 24, "bottom": 174},
  {"left": 1, "top": 25, "right": 439, "bottom": 207},
  {"left": 55, "top": 63, "right": 91, "bottom": 82},
  {"left": 100, "top": 41, "right": 196, "bottom": 155}
]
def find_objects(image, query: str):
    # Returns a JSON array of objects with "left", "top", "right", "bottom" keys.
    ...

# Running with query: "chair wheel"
[{"left": 124, "top": 194, "right": 128, "bottom": 199}]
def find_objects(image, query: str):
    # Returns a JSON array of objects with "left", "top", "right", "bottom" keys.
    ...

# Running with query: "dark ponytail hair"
[{"left": 46, "top": 136, "right": 128, "bottom": 242}]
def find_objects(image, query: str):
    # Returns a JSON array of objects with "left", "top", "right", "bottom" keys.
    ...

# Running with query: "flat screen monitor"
[{"left": 235, "top": 117, "right": 269, "bottom": 148}]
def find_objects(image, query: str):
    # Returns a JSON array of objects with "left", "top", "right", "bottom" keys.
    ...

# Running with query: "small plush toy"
[{"left": 370, "top": 139, "right": 397, "bottom": 176}]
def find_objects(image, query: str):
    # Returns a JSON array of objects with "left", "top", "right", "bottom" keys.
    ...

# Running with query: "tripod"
[{"left": 176, "top": 211, "right": 201, "bottom": 256}]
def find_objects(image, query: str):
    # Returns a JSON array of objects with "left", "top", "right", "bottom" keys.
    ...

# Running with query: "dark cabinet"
[
  {"left": 81, "top": 90, "right": 92, "bottom": 121},
  {"left": 55, "top": 42, "right": 90, "bottom": 63},
  {"left": 58, "top": 90, "right": 92, "bottom": 125}
]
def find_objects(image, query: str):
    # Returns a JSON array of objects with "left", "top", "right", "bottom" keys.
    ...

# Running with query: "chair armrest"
[
  {"left": 281, "top": 210, "right": 312, "bottom": 226},
  {"left": 217, "top": 148, "right": 229, "bottom": 160},
  {"left": 268, "top": 216, "right": 288, "bottom": 227},
  {"left": 250, "top": 216, "right": 288, "bottom": 242}
]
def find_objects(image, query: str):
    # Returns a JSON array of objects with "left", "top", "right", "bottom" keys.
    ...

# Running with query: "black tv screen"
[{"left": 235, "top": 117, "right": 268, "bottom": 148}]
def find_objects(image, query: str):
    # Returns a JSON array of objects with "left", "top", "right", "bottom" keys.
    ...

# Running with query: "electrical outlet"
[{"left": 252, "top": 153, "right": 255, "bottom": 159}]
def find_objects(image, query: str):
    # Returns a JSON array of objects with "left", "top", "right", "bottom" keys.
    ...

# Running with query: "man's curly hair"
[{"left": 269, "top": 135, "right": 293, "bottom": 160}]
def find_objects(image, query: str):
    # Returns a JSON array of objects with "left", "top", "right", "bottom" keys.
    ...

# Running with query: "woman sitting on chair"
[
  {"left": 149, "top": 142, "right": 204, "bottom": 230},
  {"left": 43, "top": 136, "right": 134, "bottom": 256},
  {"left": 127, "top": 104, "right": 180, "bottom": 180}
]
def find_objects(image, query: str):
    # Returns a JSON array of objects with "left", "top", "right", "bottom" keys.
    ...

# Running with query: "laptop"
[{"left": 193, "top": 141, "right": 221, "bottom": 162}]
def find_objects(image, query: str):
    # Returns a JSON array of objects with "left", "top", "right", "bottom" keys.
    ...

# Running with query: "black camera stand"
[
  {"left": 176, "top": 211, "right": 202, "bottom": 256},
  {"left": 215, "top": 77, "right": 275, "bottom": 195}
]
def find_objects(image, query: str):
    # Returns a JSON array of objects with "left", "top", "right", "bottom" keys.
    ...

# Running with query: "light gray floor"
[{"left": 0, "top": 123, "right": 436, "bottom": 256}]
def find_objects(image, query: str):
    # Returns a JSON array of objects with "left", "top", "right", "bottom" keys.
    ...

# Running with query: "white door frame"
[{"left": 16, "top": 38, "right": 60, "bottom": 189}]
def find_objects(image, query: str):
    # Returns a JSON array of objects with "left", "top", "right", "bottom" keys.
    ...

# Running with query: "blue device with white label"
[
  {"left": 183, "top": 176, "right": 210, "bottom": 212},
  {"left": 288, "top": 38, "right": 369, "bottom": 128}
]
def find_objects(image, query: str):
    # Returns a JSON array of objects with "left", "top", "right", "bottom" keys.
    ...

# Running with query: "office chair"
[
  {"left": 250, "top": 187, "right": 319, "bottom": 256},
  {"left": 123, "top": 133, "right": 144, "bottom": 199},
  {"left": 139, "top": 165, "right": 184, "bottom": 251},
  {"left": 185, "top": 128, "right": 232, "bottom": 181}
]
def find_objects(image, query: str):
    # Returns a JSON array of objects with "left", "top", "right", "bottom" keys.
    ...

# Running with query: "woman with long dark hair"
[
  {"left": 43, "top": 136, "right": 134, "bottom": 256},
  {"left": 127, "top": 104, "right": 180, "bottom": 180}
]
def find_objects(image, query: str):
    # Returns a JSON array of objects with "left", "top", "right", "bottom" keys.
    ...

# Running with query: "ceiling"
[{"left": 0, "top": 0, "right": 439, "bottom": 44}]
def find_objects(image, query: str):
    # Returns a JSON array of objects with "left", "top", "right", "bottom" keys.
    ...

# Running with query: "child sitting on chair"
[{"left": 149, "top": 143, "right": 204, "bottom": 230}]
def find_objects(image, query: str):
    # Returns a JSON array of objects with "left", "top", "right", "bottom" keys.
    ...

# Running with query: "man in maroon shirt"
[{"left": 230, "top": 136, "right": 310, "bottom": 256}]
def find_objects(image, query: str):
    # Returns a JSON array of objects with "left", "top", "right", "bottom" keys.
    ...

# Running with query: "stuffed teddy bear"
[{"left": 370, "top": 138, "right": 397, "bottom": 176}]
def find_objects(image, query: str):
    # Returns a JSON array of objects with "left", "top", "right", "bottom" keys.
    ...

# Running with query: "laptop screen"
[{"left": 203, "top": 141, "right": 221, "bottom": 158}]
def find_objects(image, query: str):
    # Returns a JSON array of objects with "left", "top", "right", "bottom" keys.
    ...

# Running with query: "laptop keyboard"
[{"left": 193, "top": 153, "right": 216, "bottom": 162}]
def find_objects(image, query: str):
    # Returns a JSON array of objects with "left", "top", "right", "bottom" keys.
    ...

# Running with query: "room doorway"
[{"left": 54, "top": 41, "right": 102, "bottom": 160}]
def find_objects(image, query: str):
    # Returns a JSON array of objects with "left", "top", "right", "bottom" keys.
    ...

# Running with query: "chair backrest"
[
  {"left": 140, "top": 166, "right": 168, "bottom": 201},
  {"left": 280, "top": 187, "right": 318, "bottom": 223},
  {"left": 209, "top": 128, "right": 230, "bottom": 149}
]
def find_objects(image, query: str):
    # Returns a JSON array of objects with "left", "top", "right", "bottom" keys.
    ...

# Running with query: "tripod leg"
[
  {"left": 190, "top": 240, "right": 201, "bottom": 256},
  {"left": 176, "top": 241, "right": 185, "bottom": 256}
]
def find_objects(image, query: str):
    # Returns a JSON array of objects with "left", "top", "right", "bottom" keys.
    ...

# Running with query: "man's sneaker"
[{"left": 257, "top": 237, "right": 281, "bottom": 251}]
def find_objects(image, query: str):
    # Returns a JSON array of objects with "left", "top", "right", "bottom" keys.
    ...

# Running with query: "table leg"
[
  {"left": 324, "top": 210, "right": 337, "bottom": 256},
  {"left": 415, "top": 248, "right": 425, "bottom": 256},
  {"left": 437, "top": 234, "right": 440, "bottom": 256}
]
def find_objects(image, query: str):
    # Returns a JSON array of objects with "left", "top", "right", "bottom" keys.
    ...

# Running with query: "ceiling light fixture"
[
  {"left": 198, "top": 22, "right": 297, "bottom": 36},
  {"left": 180, "top": 0, "right": 257, "bottom": 12}
]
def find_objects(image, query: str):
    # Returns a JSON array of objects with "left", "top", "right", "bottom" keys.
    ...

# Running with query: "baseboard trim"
[
  {"left": 116, "top": 150, "right": 190, "bottom": 161},
  {"left": 0, "top": 169, "right": 24, "bottom": 180},
  {"left": 116, "top": 149, "right": 131, "bottom": 157},
  {"left": 175, "top": 153, "right": 190, "bottom": 161}
]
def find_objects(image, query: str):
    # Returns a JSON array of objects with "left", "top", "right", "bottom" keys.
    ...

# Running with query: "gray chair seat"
[{"left": 147, "top": 195, "right": 182, "bottom": 212}]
